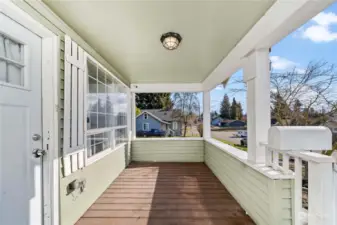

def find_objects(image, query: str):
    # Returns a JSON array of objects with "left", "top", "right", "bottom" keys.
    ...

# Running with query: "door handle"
[{"left": 32, "top": 149, "right": 46, "bottom": 158}]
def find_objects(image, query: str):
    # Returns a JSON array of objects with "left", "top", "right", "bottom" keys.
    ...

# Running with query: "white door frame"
[{"left": 0, "top": 1, "right": 59, "bottom": 225}]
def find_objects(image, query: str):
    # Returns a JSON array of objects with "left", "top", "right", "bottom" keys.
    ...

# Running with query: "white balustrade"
[{"left": 264, "top": 126, "right": 335, "bottom": 225}]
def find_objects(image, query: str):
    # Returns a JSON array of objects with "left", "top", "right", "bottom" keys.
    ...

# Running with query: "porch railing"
[{"left": 264, "top": 126, "right": 336, "bottom": 225}]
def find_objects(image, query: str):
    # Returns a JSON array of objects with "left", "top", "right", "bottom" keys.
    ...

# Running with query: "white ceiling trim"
[
  {"left": 131, "top": 83, "right": 204, "bottom": 93},
  {"left": 202, "top": 0, "right": 335, "bottom": 91}
]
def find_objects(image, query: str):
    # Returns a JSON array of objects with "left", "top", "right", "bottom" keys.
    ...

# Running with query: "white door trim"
[{"left": 0, "top": 1, "right": 59, "bottom": 225}]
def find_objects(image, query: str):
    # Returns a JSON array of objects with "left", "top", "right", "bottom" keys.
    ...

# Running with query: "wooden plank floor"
[{"left": 76, "top": 162, "right": 255, "bottom": 225}]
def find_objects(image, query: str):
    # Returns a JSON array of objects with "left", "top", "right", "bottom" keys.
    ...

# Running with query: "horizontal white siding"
[
  {"left": 132, "top": 139, "right": 204, "bottom": 162},
  {"left": 205, "top": 141, "right": 293, "bottom": 225}
]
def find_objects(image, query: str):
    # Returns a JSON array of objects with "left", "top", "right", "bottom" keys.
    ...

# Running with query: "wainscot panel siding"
[
  {"left": 132, "top": 139, "right": 204, "bottom": 162},
  {"left": 60, "top": 145, "right": 127, "bottom": 225},
  {"left": 204, "top": 141, "right": 293, "bottom": 225}
]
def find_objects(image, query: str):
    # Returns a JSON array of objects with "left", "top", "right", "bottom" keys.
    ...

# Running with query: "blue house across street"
[{"left": 136, "top": 109, "right": 182, "bottom": 137}]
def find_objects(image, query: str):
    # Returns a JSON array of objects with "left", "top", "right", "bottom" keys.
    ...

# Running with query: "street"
[{"left": 211, "top": 130, "right": 242, "bottom": 145}]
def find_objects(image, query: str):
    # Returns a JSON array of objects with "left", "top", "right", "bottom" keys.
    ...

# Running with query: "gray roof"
[{"left": 141, "top": 109, "right": 178, "bottom": 122}]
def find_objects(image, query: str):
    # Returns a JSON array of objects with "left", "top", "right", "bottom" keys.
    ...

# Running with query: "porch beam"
[
  {"left": 203, "top": 91, "right": 211, "bottom": 139},
  {"left": 203, "top": 0, "right": 334, "bottom": 90},
  {"left": 130, "top": 83, "right": 203, "bottom": 93},
  {"left": 131, "top": 92, "right": 136, "bottom": 140},
  {"left": 243, "top": 49, "right": 270, "bottom": 164}
]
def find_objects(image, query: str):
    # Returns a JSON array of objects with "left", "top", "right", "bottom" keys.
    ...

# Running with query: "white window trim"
[
  {"left": 144, "top": 112, "right": 148, "bottom": 120},
  {"left": 84, "top": 52, "right": 130, "bottom": 166},
  {"left": 143, "top": 123, "right": 150, "bottom": 131}
]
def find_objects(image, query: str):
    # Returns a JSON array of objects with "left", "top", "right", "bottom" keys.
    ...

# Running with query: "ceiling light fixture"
[{"left": 160, "top": 32, "right": 182, "bottom": 50}]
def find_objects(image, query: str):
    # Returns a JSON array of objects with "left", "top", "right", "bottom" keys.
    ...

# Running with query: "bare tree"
[
  {"left": 229, "top": 61, "right": 337, "bottom": 125},
  {"left": 173, "top": 93, "right": 200, "bottom": 137}
]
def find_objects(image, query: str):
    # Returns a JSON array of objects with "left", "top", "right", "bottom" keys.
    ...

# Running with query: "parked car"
[
  {"left": 236, "top": 130, "right": 247, "bottom": 137},
  {"left": 240, "top": 137, "right": 247, "bottom": 147},
  {"left": 137, "top": 129, "right": 166, "bottom": 137}
]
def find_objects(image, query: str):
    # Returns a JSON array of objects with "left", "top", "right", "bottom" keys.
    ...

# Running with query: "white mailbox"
[{"left": 268, "top": 126, "right": 332, "bottom": 151}]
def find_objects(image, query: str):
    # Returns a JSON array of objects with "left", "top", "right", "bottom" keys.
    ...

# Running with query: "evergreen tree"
[
  {"left": 271, "top": 93, "right": 289, "bottom": 122},
  {"left": 220, "top": 94, "right": 231, "bottom": 119},
  {"left": 211, "top": 111, "right": 219, "bottom": 119},
  {"left": 230, "top": 97, "right": 237, "bottom": 119},
  {"left": 136, "top": 93, "right": 171, "bottom": 109},
  {"left": 236, "top": 102, "right": 243, "bottom": 120}
]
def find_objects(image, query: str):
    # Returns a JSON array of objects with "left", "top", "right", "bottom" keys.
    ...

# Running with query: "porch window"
[
  {"left": 86, "top": 58, "right": 128, "bottom": 159},
  {"left": 0, "top": 34, "right": 25, "bottom": 87}
]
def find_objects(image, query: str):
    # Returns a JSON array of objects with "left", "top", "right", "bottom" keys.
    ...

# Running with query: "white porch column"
[
  {"left": 243, "top": 49, "right": 270, "bottom": 164},
  {"left": 203, "top": 90, "right": 211, "bottom": 139},
  {"left": 308, "top": 160, "right": 334, "bottom": 225},
  {"left": 131, "top": 92, "right": 136, "bottom": 140}
]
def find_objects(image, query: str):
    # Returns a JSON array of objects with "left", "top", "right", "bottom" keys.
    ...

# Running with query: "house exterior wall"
[
  {"left": 169, "top": 121, "right": 182, "bottom": 136},
  {"left": 60, "top": 145, "right": 127, "bottom": 225},
  {"left": 136, "top": 114, "right": 162, "bottom": 131},
  {"left": 211, "top": 117, "right": 222, "bottom": 126},
  {"left": 11, "top": 2, "right": 131, "bottom": 225},
  {"left": 132, "top": 139, "right": 204, "bottom": 162},
  {"left": 204, "top": 141, "right": 293, "bottom": 225}
]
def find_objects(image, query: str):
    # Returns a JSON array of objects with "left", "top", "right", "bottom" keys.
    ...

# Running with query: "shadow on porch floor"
[{"left": 76, "top": 162, "right": 255, "bottom": 225}]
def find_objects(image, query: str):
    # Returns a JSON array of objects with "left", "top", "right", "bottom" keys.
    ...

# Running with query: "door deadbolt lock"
[
  {"left": 32, "top": 134, "right": 41, "bottom": 141},
  {"left": 32, "top": 149, "right": 46, "bottom": 158}
]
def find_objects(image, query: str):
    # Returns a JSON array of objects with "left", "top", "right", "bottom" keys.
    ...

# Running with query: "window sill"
[{"left": 85, "top": 142, "right": 127, "bottom": 166}]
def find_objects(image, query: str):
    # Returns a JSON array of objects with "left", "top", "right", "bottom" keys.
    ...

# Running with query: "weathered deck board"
[{"left": 76, "top": 162, "right": 255, "bottom": 225}]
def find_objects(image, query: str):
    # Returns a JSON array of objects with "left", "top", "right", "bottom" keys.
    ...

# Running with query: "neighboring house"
[
  {"left": 325, "top": 120, "right": 337, "bottom": 134},
  {"left": 136, "top": 109, "right": 182, "bottom": 136},
  {"left": 211, "top": 117, "right": 246, "bottom": 127}
]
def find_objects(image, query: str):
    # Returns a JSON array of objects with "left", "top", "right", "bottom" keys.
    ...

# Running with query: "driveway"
[{"left": 211, "top": 130, "right": 242, "bottom": 145}]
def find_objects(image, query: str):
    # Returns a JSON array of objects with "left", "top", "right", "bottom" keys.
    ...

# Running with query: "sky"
[{"left": 210, "top": 2, "right": 337, "bottom": 114}]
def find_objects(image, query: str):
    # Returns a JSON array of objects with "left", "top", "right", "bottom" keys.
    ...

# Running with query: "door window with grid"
[
  {"left": 0, "top": 34, "right": 25, "bottom": 87},
  {"left": 86, "top": 58, "right": 128, "bottom": 158}
]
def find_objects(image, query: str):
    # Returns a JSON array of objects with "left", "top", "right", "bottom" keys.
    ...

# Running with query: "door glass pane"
[
  {"left": 4, "top": 38, "right": 22, "bottom": 62},
  {"left": 0, "top": 35, "right": 24, "bottom": 86},
  {"left": 0, "top": 60, "right": 6, "bottom": 82},
  {"left": 7, "top": 64, "right": 22, "bottom": 86}
]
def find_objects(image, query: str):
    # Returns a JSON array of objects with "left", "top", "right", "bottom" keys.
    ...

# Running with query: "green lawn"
[{"left": 215, "top": 138, "right": 248, "bottom": 151}]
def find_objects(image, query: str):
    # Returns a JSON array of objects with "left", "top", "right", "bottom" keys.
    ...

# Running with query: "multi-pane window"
[
  {"left": 143, "top": 123, "right": 150, "bottom": 131},
  {"left": 86, "top": 59, "right": 128, "bottom": 158},
  {"left": 0, "top": 34, "right": 24, "bottom": 86}
]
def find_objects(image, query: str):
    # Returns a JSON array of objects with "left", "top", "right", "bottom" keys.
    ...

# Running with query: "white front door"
[{"left": 0, "top": 11, "right": 43, "bottom": 225}]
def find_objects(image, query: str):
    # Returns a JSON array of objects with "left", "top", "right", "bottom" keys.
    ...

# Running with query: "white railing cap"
[{"left": 268, "top": 126, "right": 332, "bottom": 151}]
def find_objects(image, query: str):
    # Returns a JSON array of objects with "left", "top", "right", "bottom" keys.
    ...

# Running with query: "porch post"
[
  {"left": 243, "top": 49, "right": 270, "bottom": 164},
  {"left": 131, "top": 92, "right": 136, "bottom": 140},
  {"left": 203, "top": 90, "right": 211, "bottom": 139}
]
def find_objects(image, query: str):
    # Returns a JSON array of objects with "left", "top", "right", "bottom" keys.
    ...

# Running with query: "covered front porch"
[
  {"left": 76, "top": 162, "right": 254, "bottom": 225},
  {"left": 7, "top": 0, "right": 336, "bottom": 225},
  {"left": 69, "top": 138, "right": 294, "bottom": 225}
]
